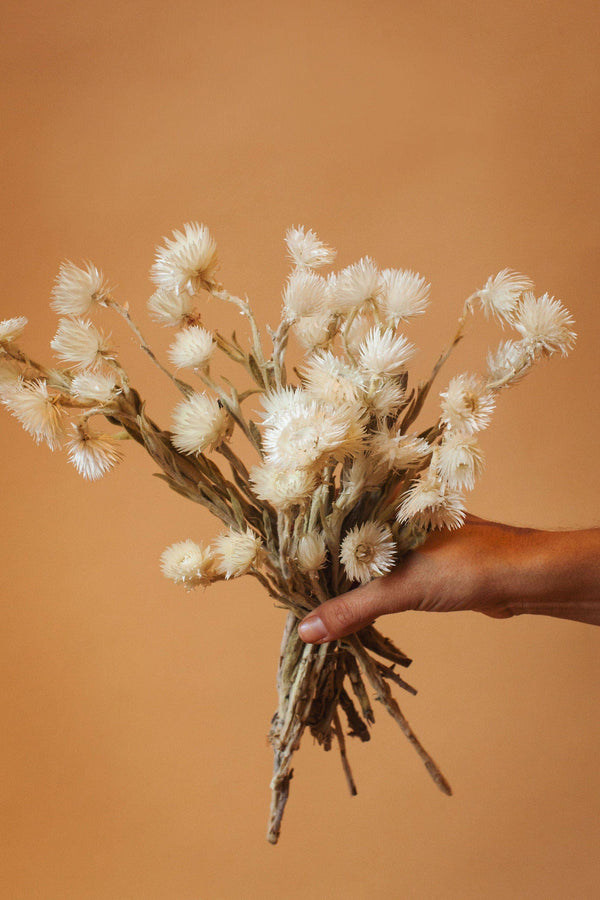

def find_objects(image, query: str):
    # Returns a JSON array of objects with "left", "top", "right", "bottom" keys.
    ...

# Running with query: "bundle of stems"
[{"left": 0, "top": 224, "right": 575, "bottom": 842}]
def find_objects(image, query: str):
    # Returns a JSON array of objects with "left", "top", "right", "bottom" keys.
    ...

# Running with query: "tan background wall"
[{"left": 1, "top": 1, "right": 599, "bottom": 897}]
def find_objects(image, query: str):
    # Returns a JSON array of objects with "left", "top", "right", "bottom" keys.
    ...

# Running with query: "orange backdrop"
[{"left": 1, "top": 1, "right": 599, "bottom": 897}]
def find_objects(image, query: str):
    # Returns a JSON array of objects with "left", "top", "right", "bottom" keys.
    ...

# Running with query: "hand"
[{"left": 297, "top": 516, "right": 600, "bottom": 643}]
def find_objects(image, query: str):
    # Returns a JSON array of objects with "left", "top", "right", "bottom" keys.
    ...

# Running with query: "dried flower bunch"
[{"left": 0, "top": 223, "right": 576, "bottom": 843}]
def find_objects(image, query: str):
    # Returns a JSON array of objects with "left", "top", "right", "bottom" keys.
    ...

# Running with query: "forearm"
[{"left": 506, "top": 528, "right": 600, "bottom": 625}]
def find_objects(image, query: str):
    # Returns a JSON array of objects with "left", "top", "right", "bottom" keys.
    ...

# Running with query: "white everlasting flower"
[
  {"left": 167, "top": 326, "right": 215, "bottom": 370},
  {"left": 285, "top": 226, "right": 336, "bottom": 270},
  {"left": 296, "top": 533, "right": 328, "bottom": 573},
  {"left": 50, "top": 261, "right": 109, "bottom": 315},
  {"left": 66, "top": 424, "right": 124, "bottom": 480},
  {"left": 360, "top": 376, "right": 405, "bottom": 419},
  {"left": 486, "top": 339, "right": 534, "bottom": 390},
  {"left": 513, "top": 292, "right": 576, "bottom": 357},
  {"left": 214, "top": 527, "right": 263, "bottom": 578},
  {"left": 330, "top": 257, "right": 382, "bottom": 314},
  {"left": 282, "top": 269, "right": 328, "bottom": 319},
  {"left": 340, "top": 520, "right": 397, "bottom": 585},
  {"left": 70, "top": 371, "right": 120, "bottom": 404},
  {"left": 369, "top": 427, "right": 430, "bottom": 472},
  {"left": 0, "top": 316, "right": 28, "bottom": 343},
  {"left": 151, "top": 222, "right": 218, "bottom": 295},
  {"left": 261, "top": 389, "right": 364, "bottom": 470},
  {"left": 358, "top": 327, "right": 416, "bottom": 378},
  {"left": 171, "top": 392, "right": 232, "bottom": 455},
  {"left": 301, "top": 351, "right": 364, "bottom": 406},
  {"left": 249, "top": 463, "right": 317, "bottom": 509},
  {"left": 434, "top": 433, "right": 484, "bottom": 491},
  {"left": 475, "top": 269, "right": 533, "bottom": 323},
  {"left": 379, "top": 269, "right": 430, "bottom": 323},
  {"left": 440, "top": 374, "right": 495, "bottom": 434},
  {"left": 147, "top": 288, "right": 195, "bottom": 326},
  {"left": 51, "top": 318, "right": 112, "bottom": 370},
  {"left": 160, "top": 539, "right": 217, "bottom": 589},
  {"left": 343, "top": 312, "right": 374, "bottom": 355},
  {"left": 293, "top": 313, "right": 337, "bottom": 351},
  {"left": 397, "top": 472, "right": 466, "bottom": 531},
  {"left": 2, "top": 379, "right": 65, "bottom": 450}
]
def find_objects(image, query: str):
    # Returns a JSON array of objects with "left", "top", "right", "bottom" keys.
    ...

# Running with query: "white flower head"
[
  {"left": 293, "top": 313, "right": 338, "bottom": 351},
  {"left": 379, "top": 269, "right": 430, "bottom": 323},
  {"left": 301, "top": 350, "right": 365, "bottom": 406},
  {"left": 167, "top": 326, "right": 215, "bottom": 370},
  {"left": 2, "top": 379, "right": 65, "bottom": 450},
  {"left": 151, "top": 222, "right": 218, "bottom": 295},
  {"left": 358, "top": 327, "right": 416, "bottom": 378},
  {"left": 486, "top": 339, "right": 534, "bottom": 390},
  {"left": 147, "top": 288, "right": 195, "bottom": 327},
  {"left": 360, "top": 376, "right": 405, "bottom": 419},
  {"left": 0, "top": 316, "right": 28, "bottom": 344},
  {"left": 369, "top": 427, "right": 430, "bottom": 472},
  {"left": 70, "top": 371, "right": 120, "bottom": 404},
  {"left": 296, "top": 533, "right": 328, "bottom": 573},
  {"left": 513, "top": 292, "right": 576, "bottom": 358},
  {"left": 330, "top": 257, "right": 382, "bottom": 314},
  {"left": 66, "top": 424, "right": 124, "bottom": 480},
  {"left": 340, "top": 520, "right": 397, "bottom": 584},
  {"left": 261, "top": 389, "right": 364, "bottom": 471},
  {"left": 51, "top": 318, "right": 113, "bottom": 370},
  {"left": 440, "top": 374, "right": 495, "bottom": 434},
  {"left": 285, "top": 226, "right": 336, "bottom": 270},
  {"left": 475, "top": 269, "right": 533, "bottom": 323},
  {"left": 397, "top": 472, "right": 466, "bottom": 531},
  {"left": 50, "top": 261, "right": 109, "bottom": 316},
  {"left": 434, "top": 432, "right": 484, "bottom": 491},
  {"left": 249, "top": 463, "right": 317, "bottom": 509},
  {"left": 160, "top": 539, "right": 217, "bottom": 589},
  {"left": 214, "top": 527, "right": 263, "bottom": 578},
  {"left": 171, "top": 392, "right": 232, "bottom": 455},
  {"left": 282, "top": 269, "right": 328, "bottom": 320}
]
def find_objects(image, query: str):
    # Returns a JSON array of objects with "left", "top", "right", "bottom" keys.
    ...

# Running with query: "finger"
[{"left": 298, "top": 574, "right": 403, "bottom": 643}]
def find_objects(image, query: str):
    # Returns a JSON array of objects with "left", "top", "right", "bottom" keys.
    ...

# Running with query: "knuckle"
[{"left": 328, "top": 596, "right": 356, "bottom": 631}]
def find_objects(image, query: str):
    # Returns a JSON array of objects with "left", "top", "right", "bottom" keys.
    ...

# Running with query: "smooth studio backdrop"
[{"left": 1, "top": 1, "right": 599, "bottom": 898}]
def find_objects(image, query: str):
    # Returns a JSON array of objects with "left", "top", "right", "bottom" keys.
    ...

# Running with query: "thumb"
[{"left": 298, "top": 575, "right": 402, "bottom": 643}]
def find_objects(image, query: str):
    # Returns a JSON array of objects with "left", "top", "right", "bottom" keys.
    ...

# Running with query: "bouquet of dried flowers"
[{"left": 0, "top": 224, "right": 576, "bottom": 842}]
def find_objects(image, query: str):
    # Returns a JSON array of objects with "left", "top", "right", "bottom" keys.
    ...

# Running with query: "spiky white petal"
[
  {"left": 434, "top": 433, "right": 484, "bottom": 491},
  {"left": 151, "top": 222, "right": 218, "bottom": 295},
  {"left": 475, "top": 269, "right": 533, "bottom": 322},
  {"left": 486, "top": 339, "right": 534, "bottom": 390},
  {"left": 285, "top": 226, "right": 336, "bottom": 269},
  {"left": 70, "top": 371, "right": 120, "bottom": 404},
  {"left": 296, "top": 533, "right": 328, "bottom": 573},
  {"left": 358, "top": 327, "right": 416, "bottom": 377},
  {"left": 214, "top": 527, "right": 263, "bottom": 578},
  {"left": 249, "top": 464, "right": 317, "bottom": 508},
  {"left": 293, "top": 313, "right": 337, "bottom": 351},
  {"left": 50, "top": 261, "right": 109, "bottom": 315},
  {"left": 440, "top": 374, "right": 495, "bottom": 434},
  {"left": 51, "top": 318, "right": 112, "bottom": 370},
  {"left": 2, "top": 379, "right": 65, "bottom": 450},
  {"left": 66, "top": 424, "right": 124, "bottom": 480},
  {"left": 369, "top": 427, "right": 430, "bottom": 472},
  {"left": 171, "top": 392, "right": 232, "bottom": 455},
  {"left": 397, "top": 472, "right": 465, "bottom": 531},
  {"left": 330, "top": 257, "right": 382, "bottom": 314},
  {"left": 379, "top": 269, "right": 430, "bottom": 322},
  {"left": 282, "top": 269, "right": 328, "bottom": 319},
  {"left": 167, "top": 326, "right": 215, "bottom": 370},
  {"left": 340, "top": 520, "right": 397, "bottom": 584},
  {"left": 301, "top": 351, "right": 364, "bottom": 405},
  {"left": 513, "top": 292, "right": 576, "bottom": 357},
  {"left": 160, "top": 539, "right": 217, "bottom": 589},
  {"left": 0, "top": 316, "right": 28, "bottom": 343},
  {"left": 147, "top": 288, "right": 195, "bottom": 326}
]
